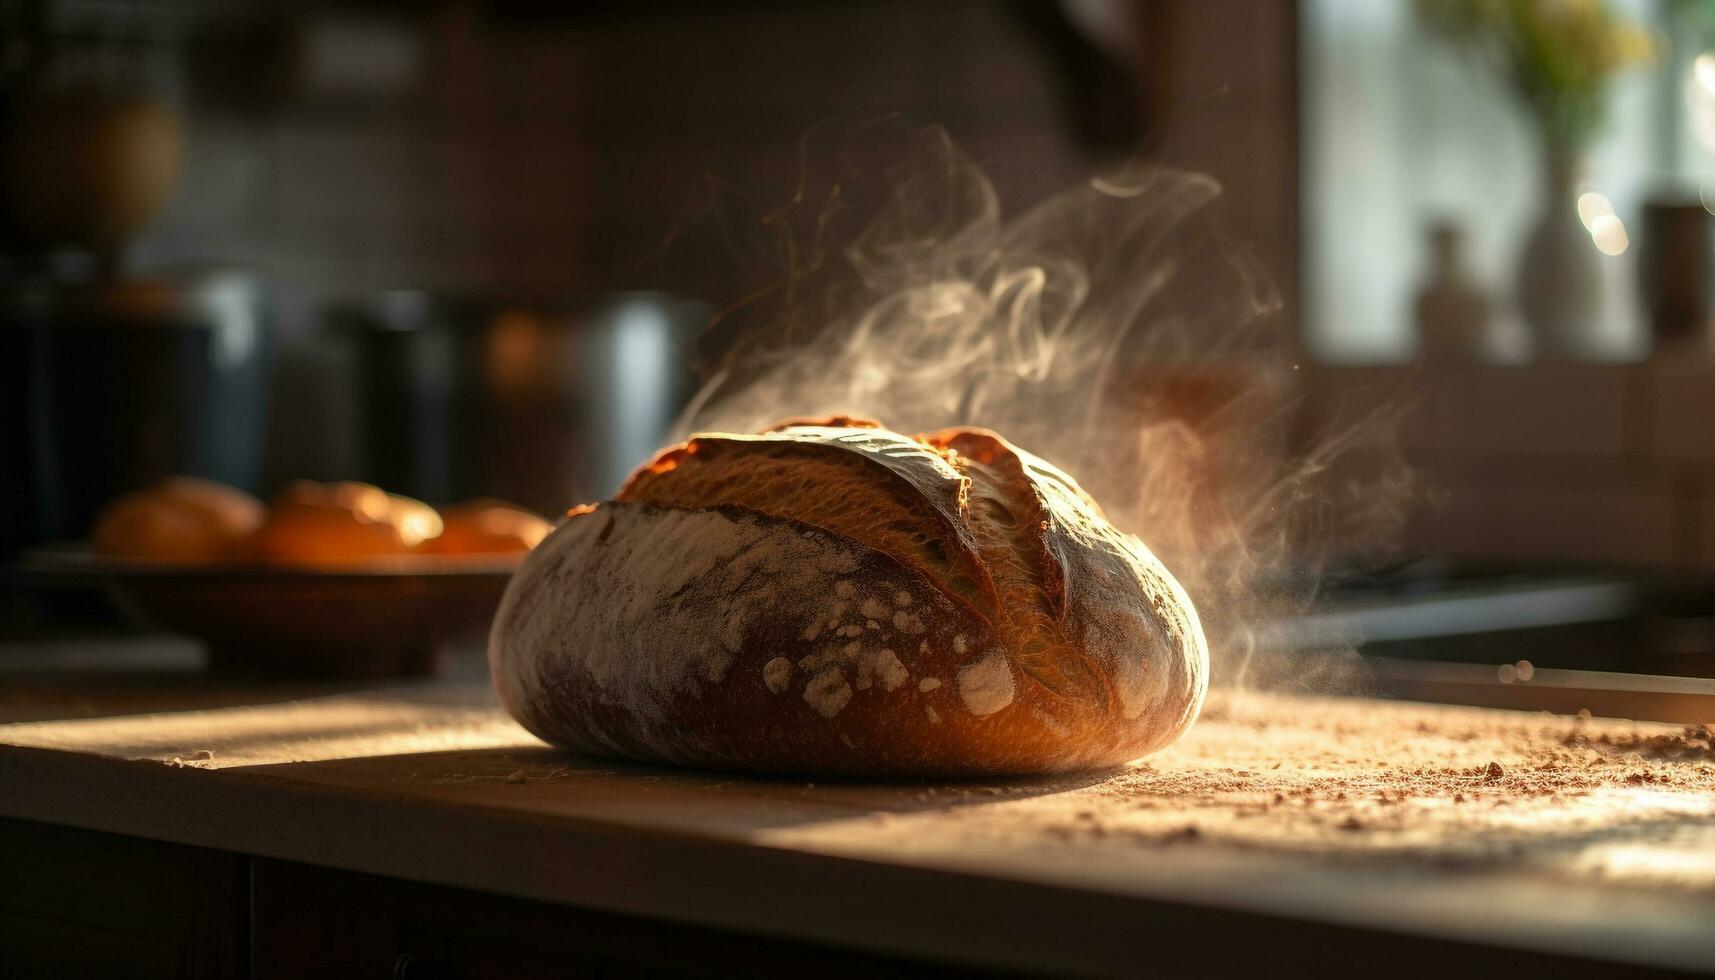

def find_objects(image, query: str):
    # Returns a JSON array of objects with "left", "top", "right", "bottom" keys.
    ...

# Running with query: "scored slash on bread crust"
[
  {"left": 489, "top": 417, "right": 1208, "bottom": 776},
  {"left": 620, "top": 427, "right": 997, "bottom": 618}
]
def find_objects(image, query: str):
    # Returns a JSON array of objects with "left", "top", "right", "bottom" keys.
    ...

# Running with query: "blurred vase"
[
  {"left": 331, "top": 292, "right": 703, "bottom": 515},
  {"left": 1517, "top": 152, "right": 1603, "bottom": 360},
  {"left": 1414, "top": 221, "right": 1491, "bottom": 361}
]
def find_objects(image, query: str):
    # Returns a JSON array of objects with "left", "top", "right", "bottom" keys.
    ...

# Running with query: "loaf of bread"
[
  {"left": 253, "top": 481, "right": 442, "bottom": 565},
  {"left": 489, "top": 418, "right": 1207, "bottom": 776},
  {"left": 425, "top": 499, "right": 552, "bottom": 556},
  {"left": 92, "top": 476, "right": 265, "bottom": 562}
]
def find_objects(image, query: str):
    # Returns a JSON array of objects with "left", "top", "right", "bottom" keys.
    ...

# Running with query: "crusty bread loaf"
[{"left": 489, "top": 418, "right": 1207, "bottom": 776}]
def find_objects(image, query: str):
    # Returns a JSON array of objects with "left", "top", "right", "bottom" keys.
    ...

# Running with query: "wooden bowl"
[{"left": 18, "top": 547, "right": 520, "bottom": 678}]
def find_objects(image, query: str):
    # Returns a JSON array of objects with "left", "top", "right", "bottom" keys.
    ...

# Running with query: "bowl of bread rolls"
[{"left": 24, "top": 477, "right": 552, "bottom": 677}]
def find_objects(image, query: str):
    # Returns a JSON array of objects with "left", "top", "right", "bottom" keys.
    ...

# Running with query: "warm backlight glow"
[
  {"left": 1576, "top": 193, "right": 1627, "bottom": 256},
  {"left": 1576, "top": 840, "right": 1715, "bottom": 886},
  {"left": 1696, "top": 52, "right": 1715, "bottom": 96},
  {"left": 1690, "top": 54, "right": 1715, "bottom": 155},
  {"left": 396, "top": 507, "right": 443, "bottom": 548},
  {"left": 1589, "top": 215, "right": 1629, "bottom": 256},
  {"left": 1576, "top": 192, "right": 1614, "bottom": 229}
]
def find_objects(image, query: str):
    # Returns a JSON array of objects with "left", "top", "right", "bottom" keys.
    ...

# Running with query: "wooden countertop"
[{"left": 3, "top": 647, "right": 1714, "bottom": 976}]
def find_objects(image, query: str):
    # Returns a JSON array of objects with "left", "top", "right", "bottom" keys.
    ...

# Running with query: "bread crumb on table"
[{"left": 766, "top": 690, "right": 1715, "bottom": 893}]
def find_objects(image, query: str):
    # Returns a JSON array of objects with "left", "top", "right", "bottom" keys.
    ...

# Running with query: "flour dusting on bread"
[{"left": 956, "top": 649, "right": 1016, "bottom": 716}]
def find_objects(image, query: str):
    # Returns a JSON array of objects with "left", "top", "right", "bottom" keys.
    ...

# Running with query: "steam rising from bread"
[{"left": 675, "top": 127, "right": 1407, "bottom": 692}]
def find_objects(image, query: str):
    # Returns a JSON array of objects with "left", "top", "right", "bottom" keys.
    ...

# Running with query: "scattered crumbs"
[
  {"left": 811, "top": 689, "right": 1715, "bottom": 890},
  {"left": 919, "top": 677, "right": 942, "bottom": 692},
  {"left": 505, "top": 771, "right": 527, "bottom": 784}
]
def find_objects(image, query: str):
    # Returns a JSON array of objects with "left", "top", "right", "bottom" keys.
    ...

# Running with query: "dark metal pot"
[
  {"left": 1, "top": 270, "right": 271, "bottom": 552},
  {"left": 331, "top": 291, "right": 702, "bottom": 515}
]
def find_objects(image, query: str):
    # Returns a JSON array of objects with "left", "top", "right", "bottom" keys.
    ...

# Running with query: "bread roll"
[
  {"left": 91, "top": 476, "right": 265, "bottom": 561},
  {"left": 254, "top": 481, "right": 442, "bottom": 565},
  {"left": 425, "top": 500, "right": 551, "bottom": 555},
  {"left": 489, "top": 419, "right": 1207, "bottom": 776}
]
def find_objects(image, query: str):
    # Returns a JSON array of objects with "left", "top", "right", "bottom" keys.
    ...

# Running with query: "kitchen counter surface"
[{"left": 3, "top": 646, "right": 1714, "bottom": 976}]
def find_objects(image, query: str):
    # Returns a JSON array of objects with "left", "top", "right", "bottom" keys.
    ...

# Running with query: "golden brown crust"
[
  {"left": 491, "top": 418, "right": 1207, "bottom": 776},
  {"left": 619, "top": 427, "right": 997, "bottom": 618},
  {"left": 927, "top": 429, "right": 1112, "bottom": 727}
]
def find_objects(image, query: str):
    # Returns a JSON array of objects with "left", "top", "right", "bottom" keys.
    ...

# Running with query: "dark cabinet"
[
  {"left": 250, "top": 860, "right": 959, "bottom": 979},
  {"left": 0, "top": 819, "right": 248, "bottom": 980},
  {"left": 1, "top": 819, "right": 967, "bottom": 979}
]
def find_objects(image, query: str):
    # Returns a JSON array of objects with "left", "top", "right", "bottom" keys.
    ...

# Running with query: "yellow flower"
[{"left": 1418, "top": 0, "right": 1655, "bottom": 147}]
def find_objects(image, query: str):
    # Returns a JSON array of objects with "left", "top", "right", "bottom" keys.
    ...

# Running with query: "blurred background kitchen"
[{"left": 4, "top": 0, "right": 1715, "bottom": 716}]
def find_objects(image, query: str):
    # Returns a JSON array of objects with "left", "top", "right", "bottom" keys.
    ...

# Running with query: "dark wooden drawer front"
[
  {"left": 0, "top": 818, "right": 247, "bottom": 980},
  {"left": 251, "top": 859, "right": 977, "bottom": 979}
]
